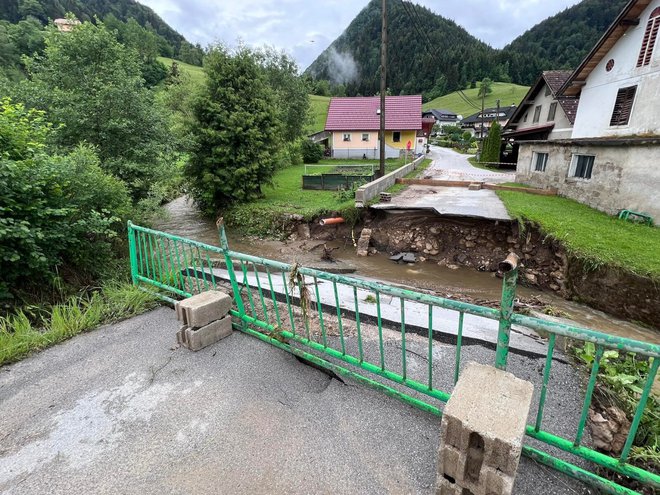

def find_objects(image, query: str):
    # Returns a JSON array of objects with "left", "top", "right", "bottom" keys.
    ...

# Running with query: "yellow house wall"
[{"left": 384, "top": 130, "right": 417, "bottom": 149}]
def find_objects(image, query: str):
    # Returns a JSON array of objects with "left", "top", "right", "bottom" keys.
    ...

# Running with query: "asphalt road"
[
  {"left": 371, "top": 146, "right": 514, "bottom": 220},
  {"left": 425, "top": 146, "right": 515, "bottom": 183},
  {"left": 0, "top": 308, "right": 594, "bottom": 494}
]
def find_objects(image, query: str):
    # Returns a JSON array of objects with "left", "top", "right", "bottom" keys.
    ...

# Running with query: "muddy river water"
[{"left": 157, "top": 197, "right": 659, "bottom": 345}]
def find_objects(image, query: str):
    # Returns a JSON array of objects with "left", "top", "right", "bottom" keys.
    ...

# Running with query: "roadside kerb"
[{"left": 355, "top": 155, "right": 424, "bottom": 207}]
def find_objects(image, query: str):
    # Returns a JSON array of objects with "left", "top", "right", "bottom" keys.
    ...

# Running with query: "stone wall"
[{"left": 516, "top": 141, "right": 660, "bottom": 220}]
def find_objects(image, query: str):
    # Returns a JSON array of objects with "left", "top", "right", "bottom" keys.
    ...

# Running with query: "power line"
[{"left": 399, "top": 1, "right": 481, "bottom": 110}]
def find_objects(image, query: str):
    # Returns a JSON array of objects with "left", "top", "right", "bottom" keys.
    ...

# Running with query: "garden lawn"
[{"left": 497, "top": 191, "right": 660, "bottom": 279}]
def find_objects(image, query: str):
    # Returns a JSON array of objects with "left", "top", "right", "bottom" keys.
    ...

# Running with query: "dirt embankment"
[{"left": 303, "top": 211, "right": 659, "bottom": 329}]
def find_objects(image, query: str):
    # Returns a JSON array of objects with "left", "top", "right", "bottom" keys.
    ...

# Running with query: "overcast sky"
[{"left": 139, "top": 0, "right": 582, "bottom": 70}]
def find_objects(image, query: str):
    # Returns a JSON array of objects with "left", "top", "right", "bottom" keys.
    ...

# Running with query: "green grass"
[
  {"left": 497, "top": 191, "right": 660, "bottom": 278},
  {"left": 307, "top": 94, "right": 331, "bottom": 134},
  {"left": 385, "top": 158, "right": 433, "bottom": 195},
  {"left": 467, "top": 156, "right": 499, "bottom": 172},
  {"left": 158, "top": 56, "right": 206, "bottom": 86},
  {"left": 0, "top": 282, "right": 159, "bottom": 366},
  {"left": 226, "top": 157, "right": 419, "bottom": 236},
  {"left": 423, "top": 82, "right": 530, "bottom": 117}
]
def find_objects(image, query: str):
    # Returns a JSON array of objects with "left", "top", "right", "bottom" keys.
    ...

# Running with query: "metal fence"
[{"left": 128, "top": 220, "right": 660, "bottom": 494}]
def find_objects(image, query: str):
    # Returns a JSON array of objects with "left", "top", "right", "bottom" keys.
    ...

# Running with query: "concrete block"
[
  {"left": 435, "top": 476, "right": 462, "bottom": 495},
  {"left": 468, "top": 183, "right": 483, "bottom": 191},
  {"left": 436, "top": 362, "right": 533, "bottom": 495},
  {"left": 178, "top": 315, "right": 232, "bottom": 351},
  {"left": 175, "top": 290, "right": 233, "bottom": 327}
]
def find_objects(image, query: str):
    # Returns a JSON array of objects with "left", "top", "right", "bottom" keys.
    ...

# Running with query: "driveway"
[{"left": 371, "top": 146, "right": 514, "bottom": 220}]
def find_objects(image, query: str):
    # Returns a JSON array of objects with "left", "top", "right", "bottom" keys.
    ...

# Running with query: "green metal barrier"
[{"left": 127, "top": 220, "right": 660, "bottom": 494}]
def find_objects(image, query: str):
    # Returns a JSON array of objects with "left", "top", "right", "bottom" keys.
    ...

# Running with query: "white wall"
[
  {"left": 516, "top": 83, "right": 573, "bottom": 139},
  {"left": 573, "top": 0, "right": 660, "bottom": 138},
  {"left": 516, "top": 141, "right": 660, "bottom": 219}
]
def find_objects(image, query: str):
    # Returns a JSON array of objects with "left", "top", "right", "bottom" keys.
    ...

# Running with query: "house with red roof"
[{"left": 324, "top": 95, "right": 423, "bottom": 159}]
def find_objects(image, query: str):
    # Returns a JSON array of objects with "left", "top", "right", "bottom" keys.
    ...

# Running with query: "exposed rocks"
[
  {"left": 356, "top": 228, "right": 372, "bottom": 257},
  {"left": 588, "top": 407, "right": 631, "bottom": 455}
]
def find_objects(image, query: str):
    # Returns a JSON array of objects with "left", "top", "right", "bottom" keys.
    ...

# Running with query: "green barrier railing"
[{"left": 127, "top": 220, "right": 660, "bottom": 494}]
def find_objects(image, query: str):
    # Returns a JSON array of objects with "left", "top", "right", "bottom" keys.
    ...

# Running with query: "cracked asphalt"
[{"left": 0, "top": 307, "right": 594, "bottom": 494}]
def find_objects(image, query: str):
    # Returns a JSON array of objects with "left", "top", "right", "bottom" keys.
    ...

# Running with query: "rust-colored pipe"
[
  {"left": 319, "top": 217, "right": 345, "bottom": 226},
  {"left": 498, "top": 252, "right": 520, "bottom": 273}
]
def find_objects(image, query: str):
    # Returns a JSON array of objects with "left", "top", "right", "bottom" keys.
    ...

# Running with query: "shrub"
[{"left": 302, "top": 139, "right": 323, "bottom": 163}]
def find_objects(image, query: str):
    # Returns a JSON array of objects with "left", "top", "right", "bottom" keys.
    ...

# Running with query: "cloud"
[{"left": 139, "top": 0, "right": 584, "bottom": 69}]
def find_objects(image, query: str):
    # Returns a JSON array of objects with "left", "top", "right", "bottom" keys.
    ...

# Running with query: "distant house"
[
  {"left": 504, "top": 71, "right": 579, "bottom": 142},
  {"left": 324, "top": 95, "right": 423, "bottom": 159},
  {"left": 422, "top": 108, "right": 461, "bottom": 126},
  {"left": 514, "top": 0, "right": 660, "bottom": 220},
  {"left": 461, "top": 105, "right": 517, "bottom": 138},
  {"left": 53, "top": 18, "right": 80, "bottom": 32}
]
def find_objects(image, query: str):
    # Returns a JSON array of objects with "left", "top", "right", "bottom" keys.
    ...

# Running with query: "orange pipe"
[{"left": 319, "top": 217, "right": 345, "bottom": 226}]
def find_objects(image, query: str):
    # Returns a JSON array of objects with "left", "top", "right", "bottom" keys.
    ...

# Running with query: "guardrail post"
[
  {"left": 127, "top": 221, "right": 139, "bottom": 287},
  {"left": 495, "top": 253, "right": 519, "bottom": 370},
  {"left": 217, "top": 218, "right": 247, "bottom": 326}
]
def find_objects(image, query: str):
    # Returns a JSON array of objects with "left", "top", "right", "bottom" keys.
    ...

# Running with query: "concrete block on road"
[
  {"left": 436, "top": 362, "right": 533, "bottom": 495},
  {"left": 468, "top": 183, "right": 483, "bottom": 191},
  {"left": 178, "top": 315, "right": 232, "bottom": 351},
  {"left": 175, "top": 290, "right": 233, "bottom": 327},
  {"left": 435, "top": 476, "right": 463, "bottom": 495}
]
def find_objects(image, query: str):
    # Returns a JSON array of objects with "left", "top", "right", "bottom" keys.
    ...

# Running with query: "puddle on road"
[{"left": 157, "top": 197, "right": 659, "bottom": 345}]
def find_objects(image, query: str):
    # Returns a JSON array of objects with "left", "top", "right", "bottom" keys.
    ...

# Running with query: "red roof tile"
[{"left": 325, "top": 95, "right": 422, "bottom": 131}]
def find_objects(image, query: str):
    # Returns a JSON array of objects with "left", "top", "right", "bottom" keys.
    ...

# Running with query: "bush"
[
  {"left": 0, "top": 99, "right": 131, "bottom": 301},
  {"left": 302, "top": 139, "right": 323, "bottom": 163}
]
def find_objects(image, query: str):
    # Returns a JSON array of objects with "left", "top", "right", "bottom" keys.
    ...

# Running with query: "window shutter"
[
  {"left": 637, "top": 10, "right": 660, "bottom": 67},
  {"left": 610, "top": 86, "right": 637, "bottom": 126}
]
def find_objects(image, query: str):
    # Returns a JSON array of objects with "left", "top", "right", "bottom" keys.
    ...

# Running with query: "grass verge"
[
  {"left": 496, "top": 191, "right": 660, "bottom": 278},
  {"left": 0, "top": 282, "right": 159, "bottom": 366},
  {"left": 467, "top": 155, "right": 500, "bottom": 172},
  {"left": 384, "top": 158, "right": 433, "bottom": 196}
]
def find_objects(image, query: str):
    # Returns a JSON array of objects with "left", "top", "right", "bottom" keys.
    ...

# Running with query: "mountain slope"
[
  {"left": 307, "top": 0, "right": 629, "bottom": 95},
  {"left": 422, "top": 82, "right": 530, "bottom": 118},
  {"left": 501, "top": 0, "right": 629, "bottom": 85},
  {"left": 0, "top": 0, "right": 186, "bottom": 51},
  {"left": 305, "top": 0, "right": 501, "bottom": 98}
]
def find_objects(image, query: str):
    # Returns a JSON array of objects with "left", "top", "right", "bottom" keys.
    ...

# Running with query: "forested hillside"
[
  {"left": 0, "top": 0, "right": 203, "bottom": 69},
  {"left": 307, "top": 0, "right": 628, "bottom": 96},
  {"left": 305, "top": 0, "right": 502, "bottom": 99},
  {"left": 499, "top": 0, "right": 629, "bottom": 84}
]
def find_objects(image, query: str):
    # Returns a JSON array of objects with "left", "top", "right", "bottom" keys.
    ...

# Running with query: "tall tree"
[
  {"left": 185, "top": 45, "right": 284, "bottom": 214},
  {"left": 21, "top": 21, "right": 171, "bottom": 199},
  {"left": 257, "top": 47, "right": 309, "bottom": 142}
]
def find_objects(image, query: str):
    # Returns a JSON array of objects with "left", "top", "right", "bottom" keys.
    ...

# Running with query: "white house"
[
  {"left": 515, "top": 0, "right": 660, "bottom": 220},
  {"left": 504, "top": 71, "right": 579, "bottom": 142}
]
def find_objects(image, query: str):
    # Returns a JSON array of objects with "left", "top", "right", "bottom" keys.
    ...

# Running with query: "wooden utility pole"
[
  {"left": 479, "top": 85, "right": 486, "bottom": 160},
  {"left": 379, "top": 0, "right": 387, "bottom": 177}
]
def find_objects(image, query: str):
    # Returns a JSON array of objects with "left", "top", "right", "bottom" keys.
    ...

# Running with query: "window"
[
  {"left": 637, "top": 7, "right": 660, "bottom": 67},
  {"left": 523, "top": 112, "right": 528, "bottom": 123},
  {"left": 547, "top": 102, "right": 558, "bottom": 122},
  {"left": 343, "top": 133, "right": 351, "bottom": 142},
  {"left": 570, "top": 154, "right": 595, "bottom": 179},
  {"left": 362, "top": 133, "right": 370, "bottom": 142},
  {"left": 545, "top": 85, "right": 552, "bottom": 97},
  {"left": 610, "top": 86, "right": 637, "bottom": 126},
  {"left": 533, "top": 105, "right": 542, "bottom": 123},
  {"left": 533, "top": 152, "right": 549, "bottom": 172},
  {"left": 392, "top": 131, "right": 401, "bottom": 143}
]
